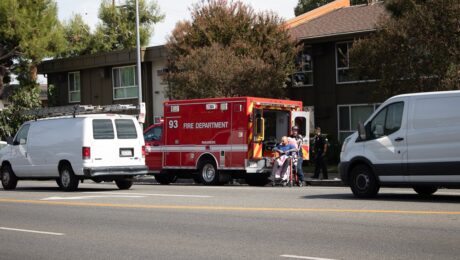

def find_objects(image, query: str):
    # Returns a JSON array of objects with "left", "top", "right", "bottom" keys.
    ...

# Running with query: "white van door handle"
[{"left": 395, "top": 137, "right": 404, "bottom": 142}]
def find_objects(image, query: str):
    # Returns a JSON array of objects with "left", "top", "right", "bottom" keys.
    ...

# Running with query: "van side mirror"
[{"left": 358, "top": 122, "right": 366, "bottom": 140}]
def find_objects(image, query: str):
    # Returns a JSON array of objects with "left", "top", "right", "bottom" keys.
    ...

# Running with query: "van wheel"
[
  {"left": 1, "top": 164, "right": 18, "bottom": 190},
  {"left": 154, "top": 174, "right": 177, "bottom": 185},
  {"left": 413, "top": 186, "right": 438, "bottom": 196},
  {"left": 58, "top": 164, "right": 79, "bottom": 191},
  {"left": 115, "top": 179, "right": 133, "bottom": 190},
  {"left": 199, "top": 160, "right": 219, "bottom": 185},
  {"left": 350, "top": 164, "right": 380, "bottom": 198}
]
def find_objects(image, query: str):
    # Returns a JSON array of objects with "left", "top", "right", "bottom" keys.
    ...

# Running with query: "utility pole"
[{"left": 135, "top": 0, "right": 145, "bottom": 126}]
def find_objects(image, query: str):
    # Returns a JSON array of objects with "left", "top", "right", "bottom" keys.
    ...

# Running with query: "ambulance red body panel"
[{"left": 144, "top": 97, "right": 310, "bottom": 185}]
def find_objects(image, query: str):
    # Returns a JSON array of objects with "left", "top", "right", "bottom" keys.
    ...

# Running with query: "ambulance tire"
[
  {"left": 154, "top": 174, "right": 177, "bottom": 185},
  {"left": 199, "top": 160, "right": 219, "bottom": 185}
]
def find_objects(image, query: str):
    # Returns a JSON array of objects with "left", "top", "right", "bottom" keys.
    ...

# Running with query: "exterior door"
[
  {"left": 363, "top": 101, "right": 406, "bottom": 182},
  {"left": 144, "top": 125, "right": 163, "bottom": 173},
  {"left": 291, "top": 111, "right": 310, "bottom": 160},
  {"left": 9, "top": 124, "right": 32, "bottom": 177}
]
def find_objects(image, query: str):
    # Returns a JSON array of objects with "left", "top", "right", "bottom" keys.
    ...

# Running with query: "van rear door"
[{"left": 90, "top": 118, "right": 143, "bottom": 167}]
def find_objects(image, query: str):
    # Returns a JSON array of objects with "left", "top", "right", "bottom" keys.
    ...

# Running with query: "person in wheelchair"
[{"left": 272, "top": 136, "right": 298, "bottom": 184}]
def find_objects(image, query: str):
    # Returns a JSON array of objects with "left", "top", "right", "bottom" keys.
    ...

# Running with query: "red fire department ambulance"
[{"left": 144, "top": 97, "right": 310, "bottom": 185}]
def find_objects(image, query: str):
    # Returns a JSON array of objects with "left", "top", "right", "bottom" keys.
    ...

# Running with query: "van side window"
[
  {"left": 13, "top": 124, "right": 30, "bottom": 145},
  {"left": 93, "top": 119, "right": 114, "bottom": 139},
  {"left": 367, "top": 102, "right": 404, "bottom": 140},
  {"left": 115, "top": 119, "right": 138, "bottom": 139},
  {"left": 144, "top": 126, "right": 162, "bottom": 141}
]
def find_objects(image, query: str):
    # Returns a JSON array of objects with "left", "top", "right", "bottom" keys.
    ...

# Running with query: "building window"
[
  {"left": 68, "top": 72, "right": 81, "bottom": 103},
  {"left": 337, "top": 104, "right": 380, "bottom": 141},
  {"left": 336, "top": 41, "right": 376, "bottom": 84},
  {"left": 113, "top": 66, "right": 138, "bottom": 100},
  {"left": 292, "top": 46, "right": 313, "bottom": 87}
]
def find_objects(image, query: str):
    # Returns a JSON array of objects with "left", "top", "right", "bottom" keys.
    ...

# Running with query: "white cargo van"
[
  {"left": 0, "top": 113, "right": 147, "bottom": 191},
  {"left": 340, "top": 90, "right": 460, "bottom": 198}
]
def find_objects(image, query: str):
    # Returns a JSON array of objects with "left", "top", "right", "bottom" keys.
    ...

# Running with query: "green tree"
[
  {"left": 91, "top": 0, "right": 164, "bottom": 52},
  {"left": 58, "top": 14, "right": 93, "bottom": 57},
  {"left": 166, "top": 0, "right": 298, "bottom": 99},
  {"left": 0, "top": 0, "right": 65, "bottom": 138},
  {"left": 0, "top": 0, "right": 65, "bottom": 84},
  {"left": 294, "top": 0, "right": 368, "bottom": 16},
  {"left": 350, "top": 0, "right": 460, "bottom": 98}
]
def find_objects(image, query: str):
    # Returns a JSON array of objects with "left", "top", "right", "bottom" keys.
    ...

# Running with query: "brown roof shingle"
[{"left": 289, "top": 2, "right": 387, "bottom": 41}]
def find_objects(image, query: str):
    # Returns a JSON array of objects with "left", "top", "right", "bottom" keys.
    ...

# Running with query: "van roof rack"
[{"left": 23, "top": 104, "right": 139, "bottom": 118}]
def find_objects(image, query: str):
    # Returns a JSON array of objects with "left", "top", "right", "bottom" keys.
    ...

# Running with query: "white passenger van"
[
  {"left": 340, "top": 90, "right": 460, "bottom": 198},
  {"left": 0, "top": 107, "right": 147, "bottom": 191}
]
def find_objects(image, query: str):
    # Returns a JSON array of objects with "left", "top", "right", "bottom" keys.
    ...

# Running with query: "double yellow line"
[{"left": 1, "top": 198, "right": 460, "bottom": 215}]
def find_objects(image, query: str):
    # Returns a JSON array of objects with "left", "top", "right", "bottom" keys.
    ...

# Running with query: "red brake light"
[
  {"left": 142, "top": 145, "right": 146, "bottom": 158},
  {"left": 82, "top": 147, "right": 91, "bottom": 160}
]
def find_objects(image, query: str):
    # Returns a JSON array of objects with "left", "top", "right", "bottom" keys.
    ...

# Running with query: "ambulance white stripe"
[{"left": 147, "top": 145, "right": 248, "bottom": 152}]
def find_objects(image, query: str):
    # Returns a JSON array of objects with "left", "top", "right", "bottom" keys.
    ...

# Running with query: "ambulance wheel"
[
  {"left": 58, "top": 163, "right": 79, "bottom": 191},
  {"left": 154, "top": 174, "right": 177, "bottom": 185},
  {"left": 1, "top": 164, "right": 18, "bottom": 190},
  {"left": 115, "top": 179, "right": 133, "bottom": 190},
  {"left": 199, "top": 160, "right": 219, "bottom": 185},
  {"left": 350, "top": 164, "right": 379, "bottom": 198},
  {"left": 413, "top": 186, "right": 438, "bottom": 196}
]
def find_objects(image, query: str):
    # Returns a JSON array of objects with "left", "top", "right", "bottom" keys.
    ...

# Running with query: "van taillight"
[
  {"left": 142, "top": 145, "right": 146, "bottom": 158},
  {"left": 82, "top": 147, "right": 91, "bottom": 160}
]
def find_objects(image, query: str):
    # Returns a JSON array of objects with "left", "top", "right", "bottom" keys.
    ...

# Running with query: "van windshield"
[{"left": 115, "top": 119, "right": 138, "bottom": 139}]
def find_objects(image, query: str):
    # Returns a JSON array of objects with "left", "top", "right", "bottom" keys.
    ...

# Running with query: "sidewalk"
[{"left": 303, "top": 171, "right": 343, "bottom": 187}]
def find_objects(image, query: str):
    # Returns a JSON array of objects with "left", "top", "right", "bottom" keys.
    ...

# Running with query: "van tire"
[
  {"left": 199, "top": 160, "right": 219, "bottom": 185},
  {"left": 1, "top": 164, "right": 18, "bottom": 190},
  {"left": 350, "top": 164, "right": 380, "bottom": 198},
  {"left": 58, "top": 164, "right": 79, "bottom": 191},
  {"left": 154, "top": 174, "right": 177, "bottom": 185},
  {"left": 413, "top": 186, "right": 438, "bottom": 196},
  {"left": 115, "top": 179, "right": 133, "bottom": 190}
]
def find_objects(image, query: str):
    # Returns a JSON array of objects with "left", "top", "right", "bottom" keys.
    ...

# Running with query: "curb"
[{"left": 134, "top": 176, "right": 345, "bottom": 187}]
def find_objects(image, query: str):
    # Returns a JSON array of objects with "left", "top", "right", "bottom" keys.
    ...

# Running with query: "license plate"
[{"left": 120, "top": 148, "right": 133, "bottom": 157}]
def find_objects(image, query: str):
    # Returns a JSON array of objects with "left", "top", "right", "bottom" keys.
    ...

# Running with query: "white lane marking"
[
  {"left": 41, "top": 195, "right": 145, "bottom": 201},
  {"left": 280, "top": 255, "right": 338, "bottom": 260},
  {"left": 0, "top": 227, "right": 64, "bottom": 236},
  {"left": 83, "top": 192, "right": 212, "bottom": 198}
]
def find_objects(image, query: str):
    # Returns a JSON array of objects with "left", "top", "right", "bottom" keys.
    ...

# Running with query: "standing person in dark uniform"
[
  {"left": 290, "top": 125, "right": 304, "bottom": 186},
  {"left": 312, "top": 126, "right": 328, "bottom": 179}
]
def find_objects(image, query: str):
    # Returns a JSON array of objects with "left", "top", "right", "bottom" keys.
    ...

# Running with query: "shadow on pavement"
[
  {"left": 6, "top": 186, "right": 120, "bottom": 193},
  {"left": 301, "top": 192, "right": 460, "bottom": 203}
]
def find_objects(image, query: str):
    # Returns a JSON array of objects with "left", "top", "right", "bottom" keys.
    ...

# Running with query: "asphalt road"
[{"left": 1, "top": 181, "right": 460, "bottom": 260}]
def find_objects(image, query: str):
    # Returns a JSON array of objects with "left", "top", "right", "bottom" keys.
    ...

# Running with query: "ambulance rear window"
[
  {"left": 115, "top": 119, "right": 138, "bottom": 139},
  {"left": 93, "top": 119, "right": 115, "bottom": 139}
]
